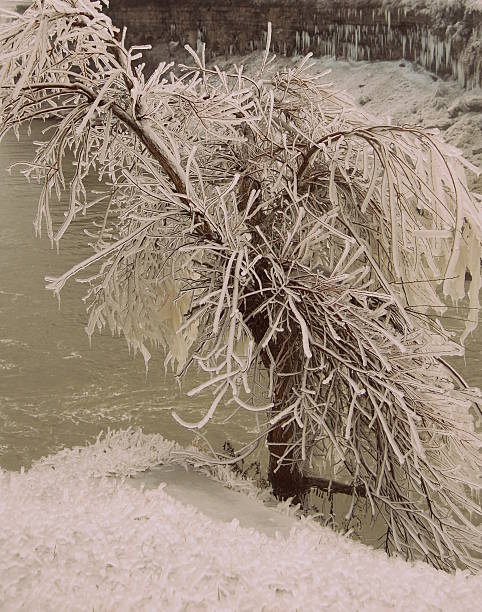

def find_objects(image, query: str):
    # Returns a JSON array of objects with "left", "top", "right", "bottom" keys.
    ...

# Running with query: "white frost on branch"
[{"left": 1, "top": 0, "right": 481, "bottom": 572}]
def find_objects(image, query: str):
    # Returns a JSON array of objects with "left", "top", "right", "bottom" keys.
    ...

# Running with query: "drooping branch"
[{"left": 11, "top": 81, "right": 187, "bottom": 196}]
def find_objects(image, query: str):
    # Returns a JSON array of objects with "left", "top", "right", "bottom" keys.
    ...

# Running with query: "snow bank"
[{"left": 1, "top": 430, "right": 480, "bottom": 611}]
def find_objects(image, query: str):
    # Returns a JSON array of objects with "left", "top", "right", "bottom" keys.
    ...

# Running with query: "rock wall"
[{"left": 108, "top": 0, "right": 481, "bottom": 88}]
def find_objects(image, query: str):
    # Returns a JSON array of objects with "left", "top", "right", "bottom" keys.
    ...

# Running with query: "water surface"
[{"left": 0, "top": 125, "right": 258, "bottom": 470}]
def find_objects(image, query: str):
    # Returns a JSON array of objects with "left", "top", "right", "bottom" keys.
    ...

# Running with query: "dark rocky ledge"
[{"left": 108, "top": 0, "right": 481, "bottom": 88}]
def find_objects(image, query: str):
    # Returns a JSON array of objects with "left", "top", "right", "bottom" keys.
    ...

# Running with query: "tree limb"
[{"left": 302, "top": 475, "right": 367, "bottom": 497}]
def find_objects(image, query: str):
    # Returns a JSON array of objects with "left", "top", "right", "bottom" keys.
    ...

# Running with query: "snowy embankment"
[{"left": 1, "top": 430, "right": 480, "bottom": 611}]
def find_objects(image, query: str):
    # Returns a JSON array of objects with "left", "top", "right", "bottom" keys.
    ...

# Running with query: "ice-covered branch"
[{"left": 1, "top": 0, "right": 481, "bottom": 573}]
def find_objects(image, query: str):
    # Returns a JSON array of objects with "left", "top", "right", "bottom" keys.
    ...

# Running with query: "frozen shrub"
[{"left": 1, "top": 0, "right": 481, "bottom": 571}]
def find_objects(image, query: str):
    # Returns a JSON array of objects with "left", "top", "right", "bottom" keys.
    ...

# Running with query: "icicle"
[{"left": 196, "top": 29, "right": 203, "bottom": 57}]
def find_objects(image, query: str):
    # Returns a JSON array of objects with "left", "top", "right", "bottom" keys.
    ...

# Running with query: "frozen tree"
[{"left": 1, "top": 0, "right": 481, "bottom": 571}]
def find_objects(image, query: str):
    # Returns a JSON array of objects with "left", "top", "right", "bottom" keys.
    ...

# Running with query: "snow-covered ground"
[
  {"left": 311, "top": 57, "right": 482, "bottom": 192},
  {"left": 1, "top": 429, "right": 481, "bottom": 611}
]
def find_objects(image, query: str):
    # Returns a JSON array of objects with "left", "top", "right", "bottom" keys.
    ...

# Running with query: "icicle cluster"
[
  {"left": 290, "top": 2, "right": 480, "bottom": 88},
  {"left": 1, "top": 1, "right": 481, "bottom": 571}
]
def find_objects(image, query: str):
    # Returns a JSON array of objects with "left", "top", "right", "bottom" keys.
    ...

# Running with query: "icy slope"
[{"left": 0, "top": 430, "right": 480, "bottom": 611}]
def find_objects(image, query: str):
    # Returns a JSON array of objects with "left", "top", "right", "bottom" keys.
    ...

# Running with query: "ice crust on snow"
[{"left": 1, "top": 429, "right": 480, "bottom": 611}]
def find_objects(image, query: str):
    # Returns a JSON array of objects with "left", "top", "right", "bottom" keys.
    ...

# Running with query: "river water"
[
  {"left": 0, "top": 124, "right": 480, "bottom": 472},
  {"left": 0, "top": 125, "right": 260, "bottom": 470}
]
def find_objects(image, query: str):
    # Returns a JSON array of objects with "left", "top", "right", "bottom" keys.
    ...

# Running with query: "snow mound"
[{"left": 0, "top": 429, "right": 480, "bottom": 611}]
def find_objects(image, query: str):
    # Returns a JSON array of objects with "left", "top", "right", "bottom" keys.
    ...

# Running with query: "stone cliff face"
[{"left": 108, "top": 0, "right": 481, "bottom": 88}]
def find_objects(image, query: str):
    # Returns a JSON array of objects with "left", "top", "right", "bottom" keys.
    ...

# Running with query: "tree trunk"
[
  {"left": 241, "top": 285, "right": 305, "bottom": 501},
  {"left": 243, "top": 289, "right": 364, "bottom": 502},
  {"left": 267, "top": 421, "right": 305, "bottom": 503}
]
